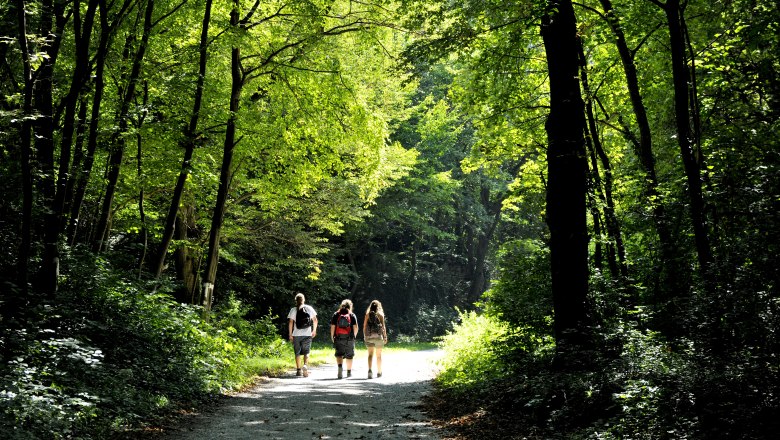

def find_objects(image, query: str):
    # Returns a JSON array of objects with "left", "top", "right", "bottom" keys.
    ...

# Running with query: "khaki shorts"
[{"left": 365, "top": 336, "right": 385, "bottom": 348}]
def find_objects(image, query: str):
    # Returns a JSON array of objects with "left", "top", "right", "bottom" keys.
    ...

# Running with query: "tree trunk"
[
  {"left": 34, "top": 0, "right": 68, "bottom": 295},
  {"left": 93, "top": 0, "right": 155, "bottom": 252},
  {"left": 599, "top": 0, "right": 678, "bottom": 282},
  {"left": 68, "top": 0, "right": 132, "bottom": 244},
  {"left": 154, "top": 0, "right": 213, "bottom": 278},
  {"left": 16, "top": 0, "right": 34, "bottom": 298},
  {"left": 466, "top": 200, "right": 501, "bottom": 305},
  {"left": 578, "top": 39, "right": 627, "bottom": 278},
  {"left": 174, "top": 204, "right": 200, "bottom": 303},
  {"left": 55, "top": 0, "right": 98, "bottom": 234},
  {"left": 202, "top": 0, "right": 242, "bottom": 313},
  {"left": 662, "top": 0, "right": 713, "bottom": 276},
  {"left": 541, "top": 0, "right": 589, "bottom": 350}
]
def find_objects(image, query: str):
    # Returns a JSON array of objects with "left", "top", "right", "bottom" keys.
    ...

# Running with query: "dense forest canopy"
[{"left": 1, "top": 0, "right": 778, "bottom": 438}]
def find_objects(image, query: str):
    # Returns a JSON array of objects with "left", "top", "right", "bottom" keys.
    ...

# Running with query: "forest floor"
[{"left": 146, "top": 348, "right": 451, "bottom": 439}]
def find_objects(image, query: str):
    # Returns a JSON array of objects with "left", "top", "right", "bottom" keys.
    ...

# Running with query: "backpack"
[
  {"left": 366, "top": 312, "right": 382, "bottom": 335},
  {"left": 334, "top": 310, "right": 352, "bottom": 336},
  {"left": 295, "top": 306, "right": 313, "bottom": 330}
]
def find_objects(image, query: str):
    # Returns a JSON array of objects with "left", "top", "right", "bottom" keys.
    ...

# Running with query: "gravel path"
[{"left": 160, "top": 349, "right": 446, "bottom": 439}]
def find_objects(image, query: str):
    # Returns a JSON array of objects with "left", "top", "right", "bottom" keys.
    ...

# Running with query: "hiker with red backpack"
[
  {"left": 287, "top": 293, "right": 318, "bottom": 377},
  {"left": 330, "top": 299, "right": 359, "bottom": 379},
  {"left": 363, "top": 300, "right": 388, "bottom": 379}
]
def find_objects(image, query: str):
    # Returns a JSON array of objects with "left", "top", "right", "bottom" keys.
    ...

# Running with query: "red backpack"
[{"left": 334, "top": 310, "right": 352, "bottom": 336}]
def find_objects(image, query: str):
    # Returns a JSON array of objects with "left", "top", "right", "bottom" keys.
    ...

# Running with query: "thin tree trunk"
[
  {"left": 16, "top": 0, "right": 34, "bottom": 298},
  {"left": 154, "top": 0, "right": 214, "bottom": 278},
  {"left": 541, "top": 0, "right": 590, "bottom": 350},
  {"left": 654, "top": 0, "right": 713, "bottom": 278},
  {"left": 69, "top": 0, "right": 133, "bottom": 244},
  {"left": 93, "top": 0, "right": 155, "bottom": 252},
  {"left": 578, "top": 40, "right": 626, "bottom": 278},
  {"left": 136, "top": 82, "right": 149, "bottom": 278},
  {"left": 202, "top": 0, "right": 242, "bottom": 314},
  {"left": 600, "top": 0, "right": 680, "bottom": 288},
  {"left": 55, "top": 0, "right": 98, "bottom": 235}
]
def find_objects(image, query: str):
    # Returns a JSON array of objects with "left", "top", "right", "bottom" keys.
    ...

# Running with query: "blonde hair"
[
  {"left": 365, "top": 300, "right": 385, "bottom": 318},
  {"left": 338, "top": 299, "right": 353, "bottom": 312},
  {"left": 295, "top": 293, "right": 305, "bottom": 307}
]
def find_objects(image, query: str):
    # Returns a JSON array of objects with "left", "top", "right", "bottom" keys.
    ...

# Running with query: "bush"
[
  {"left": 0, "top": 253, "right": 285, "bottom": 439},
  {"left": 435, "top": 310, "right": 511, "bottom": 390}
]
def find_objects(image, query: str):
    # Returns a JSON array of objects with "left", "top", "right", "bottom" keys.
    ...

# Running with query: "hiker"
[
  {"left": 330, "top": 299, "right": 359, "bottom": 379},
  {"left": 363, "top": 300, "right": 388, "bottom": 379},
  {"left": 287, "top": 293, "right": 318, "bottom": 377}
]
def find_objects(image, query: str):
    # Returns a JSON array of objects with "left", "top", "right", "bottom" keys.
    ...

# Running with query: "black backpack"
[
  {"left": 367, "top": 312, "right": 382, "bottom": 334},
  {"left": 295, "top": 306, "right": 313, "bottom": 329}
]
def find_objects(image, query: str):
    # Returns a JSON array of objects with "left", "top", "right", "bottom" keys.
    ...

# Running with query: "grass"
[{"left": 240, "top": 340, "right": 439, "bottom": 380}]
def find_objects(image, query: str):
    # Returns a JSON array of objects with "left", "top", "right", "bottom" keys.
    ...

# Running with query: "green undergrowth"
[
  {"left": 0, "top": 256, "right": 287, "bottom": 439},
  {"left": 432, "top": 308, "right": 780, "bottom": 439}
]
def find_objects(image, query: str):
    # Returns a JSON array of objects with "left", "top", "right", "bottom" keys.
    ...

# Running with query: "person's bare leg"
[
  {"left": 376, "top": 347, "right": 383, "bottom": 375},
  {"left": 295, "top": 355, "right": 302, "bottom": 369},
  {"left": 367, "top": 346, "right": 375, "bottom": 371}
]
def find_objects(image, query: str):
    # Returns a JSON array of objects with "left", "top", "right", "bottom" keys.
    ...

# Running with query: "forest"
[{"left": 0, "top": 0, "right": 778, "bottom": 438}]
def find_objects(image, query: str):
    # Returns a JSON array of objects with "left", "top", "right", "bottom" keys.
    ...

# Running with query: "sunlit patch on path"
[{"left": 160, "top": 349, "right": 445, "bottom": 439}]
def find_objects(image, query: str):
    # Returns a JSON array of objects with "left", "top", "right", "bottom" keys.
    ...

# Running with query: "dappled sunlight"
[{"left": 160, "top": 350, "right": 445, "bottom": 439}]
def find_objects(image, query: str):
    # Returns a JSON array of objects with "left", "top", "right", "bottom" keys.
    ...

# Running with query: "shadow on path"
[{"left": 160, "top": 349, "right": 444, "bottom": 439}]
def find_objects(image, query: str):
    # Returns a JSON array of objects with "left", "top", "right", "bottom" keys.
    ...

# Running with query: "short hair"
[{"left": 295, "top": 293, "right": 305, "bottom": 306}]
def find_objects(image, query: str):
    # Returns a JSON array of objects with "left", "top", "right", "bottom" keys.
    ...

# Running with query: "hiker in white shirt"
[{"left": 287, "top": 293, "right": 318, "bottom": 377}]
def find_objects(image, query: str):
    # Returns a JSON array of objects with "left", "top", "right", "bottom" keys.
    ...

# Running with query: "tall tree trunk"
[
  {"left": 34, "top": 0, "right": 68, "bottom": 295},
  {"left": 541, "top": 0, "right": 589, "bottom": 350},
  {"left": 93, "top": 0, "right": 155, "bottom": 252},
  {"left": 154, "top": 0, "right": 214, "bottom": 278},
  {"left": 135, "top": 82, "right": 149, "bottom": 278},
  {"left": 202, "top": 0, "right": 242, "bottom": 313},
  {"left": 578, "top": 40, "right": 627, "bottom": 278},
  {"left": 69, "top": 0, "right": 133, "bottom": 244},
  {"left": 599, "top": 0, "right": 677, "bottom": 289},
  {"left": 55, "top": 0, "right": 98, "bottom": 234},
  {"left": 661, "top": 0, "right": 713, "bottom": 276},
  {"left": 16, "top": 0, "right": 34, "bottom": 299}
]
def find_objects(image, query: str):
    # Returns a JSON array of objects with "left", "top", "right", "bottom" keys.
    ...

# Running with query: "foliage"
[
  {"left": 0, "top": 251, "right": 285, "bottom": 439},
  {"left": 435, "top": 310, "right": 514, "bottom": 390}
]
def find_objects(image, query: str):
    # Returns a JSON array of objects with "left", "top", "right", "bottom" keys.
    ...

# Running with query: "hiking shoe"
[
  {"left": 302, "top": 365, "right": 309, "bottom": 377},
  {"left": 368, "top": 370, "right": 373, "bottom": 379},
  {"left": 337, "top": 366, "right": 343, "bottom": 379},
  {"left": 296, "top": 369, "right": 302, "bottom": 377},
  {"left": 377, "top": 372, "right": 382, "bottom": 378},
  {"left": 347, "top": 370, "right": 352, "bottom": 378}
]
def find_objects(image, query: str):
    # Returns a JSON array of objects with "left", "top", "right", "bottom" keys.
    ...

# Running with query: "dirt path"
[{"left": 160, "top": 349, "right": 446, "bottom": 439}]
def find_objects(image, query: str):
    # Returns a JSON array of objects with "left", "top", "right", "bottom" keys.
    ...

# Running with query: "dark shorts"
[
  {"left": 293, "top": 336, "right": 312, "bottom": 356},
  {"left": 333, "top": 336, "right": 355, "bottom": 359}
]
